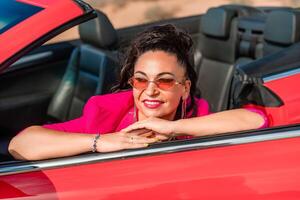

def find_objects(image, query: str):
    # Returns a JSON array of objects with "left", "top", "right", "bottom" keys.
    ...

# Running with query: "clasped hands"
[
  {"left": 96, "top": 117, "right": 177, "bottom": 153},
  {"left": 123, "top": 117, "right": 176, "bottom": 140}
]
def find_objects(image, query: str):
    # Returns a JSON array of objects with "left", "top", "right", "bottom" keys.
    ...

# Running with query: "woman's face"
[{"left": 132, "top": 50, "right": 191, "bottom": 121}]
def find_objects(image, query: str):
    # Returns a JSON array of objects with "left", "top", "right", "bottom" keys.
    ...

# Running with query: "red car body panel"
[
  {"left": 1, "top": 136, "right": 300, "bottom": 199},
  {"left": 263, "top": 73, "right": 300, "bottom": 126},
  {"left": 0, "top": 0, "right": 83, "bottom": 65},
  {"left": 1, "top": 1, "right": 300, "bottom": 199}
]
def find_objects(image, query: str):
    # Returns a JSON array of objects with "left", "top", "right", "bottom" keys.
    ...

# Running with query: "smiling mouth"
[{"left": 143, "top": 100, "right": 163, "bottom": 109}]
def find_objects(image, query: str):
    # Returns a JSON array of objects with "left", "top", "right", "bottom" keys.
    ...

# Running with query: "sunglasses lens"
[
  {"left": 131, "top": 77, "right": 148, "bottom": 89},
  {"left": 130, "top": 77, "right": 177, "bottom": 90},
  {"left": 156, "top": 78, "right": 176, "bottom": 90}
]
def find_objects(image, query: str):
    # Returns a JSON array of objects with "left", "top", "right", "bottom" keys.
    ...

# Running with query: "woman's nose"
[{"left": 145, "top": 81, "right": 159, "bottom": 96}]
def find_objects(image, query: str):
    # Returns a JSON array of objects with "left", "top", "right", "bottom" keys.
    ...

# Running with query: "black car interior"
[
  {"left": 47, "top": 10, "right": 120, "bottom": 122},
  {"left": 1, "top": 5, "right": 300, "bottom": 161},
  {"left": 263, "top": 9, "right": 300, "bottom": 56},
  {"left": 195, "top": 5, "right": 265, "bottom": 112},
  {"left": 196, "top": 6, "right": 239, "bottom": 113}
]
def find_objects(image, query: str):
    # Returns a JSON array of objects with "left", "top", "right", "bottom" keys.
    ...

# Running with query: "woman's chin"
[
  {"left": 143, "top": 111, "right": 162, "bottom": 118},
  {"left": 140, "top": 110, "right": 174, "bottom": 120}
]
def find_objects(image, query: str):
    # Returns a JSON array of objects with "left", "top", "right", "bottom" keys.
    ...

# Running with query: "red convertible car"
[{"left": 1, "top": 0, "right": 300, "bottom": 199}]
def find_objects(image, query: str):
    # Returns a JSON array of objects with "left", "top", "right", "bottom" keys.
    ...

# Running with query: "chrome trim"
[
  {"left": 263, "top": 67, "right": 300, "bottom": 82},
  {"left": 2, "top": 128, "right": 300, "bottom": 176}
]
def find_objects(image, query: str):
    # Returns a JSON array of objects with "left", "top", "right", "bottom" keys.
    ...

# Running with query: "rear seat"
[
  {"left": 237, "top": 9, "right": 300, "bottom": 70},
  {"left": 263, "top": 9, "right": 300, "bottom": 56},
  {"left": 229, "top": 9, "right": 300, "bottom": 109},
  {"left": 196, "top": 6, "right": 300, "bottom": 112},
  {"left": 235, "top": 14, "right": 266, "bottom": 67},
  {"left": 47, "top": 10, "right": 120, "bottom": 122},
  {"left": 237, "top": 9, "right": 300, "bottom": 62}
]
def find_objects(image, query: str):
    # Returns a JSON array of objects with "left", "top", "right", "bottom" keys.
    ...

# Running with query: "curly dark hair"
[{"left": 114, "top": 24, "right": 199, "bottom": 117}]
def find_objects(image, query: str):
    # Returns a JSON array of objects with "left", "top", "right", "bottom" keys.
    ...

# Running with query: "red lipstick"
[{"left": 143, "top": 100, "right": 163, "bottom": 109}]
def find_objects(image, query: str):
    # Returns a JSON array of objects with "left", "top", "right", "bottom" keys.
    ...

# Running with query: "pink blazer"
[{"left": 44, "top": 90, "right": 210, "bottom": 134}]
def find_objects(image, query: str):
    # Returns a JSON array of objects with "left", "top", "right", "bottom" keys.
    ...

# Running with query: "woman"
[{"left": 9, "top": 24, "right": 267, "bottom": 160}]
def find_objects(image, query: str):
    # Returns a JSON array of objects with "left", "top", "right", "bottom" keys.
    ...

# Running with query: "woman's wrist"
[
  {"left": 94, "top": 133, "right": 114, "bottom": 153},
  {"left": 92, "top": 133, "right": 100, "bottom": 152},
  {"left": 172, "top": 119, "right": 199, "bottom": 137},
  {"left": 171, "top": 119, "right": 182, "bottom": 136}
]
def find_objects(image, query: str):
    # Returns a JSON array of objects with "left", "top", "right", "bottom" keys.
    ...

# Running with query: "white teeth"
[{"left": 145, "top": 101, "right": 160, "bottom": 105}]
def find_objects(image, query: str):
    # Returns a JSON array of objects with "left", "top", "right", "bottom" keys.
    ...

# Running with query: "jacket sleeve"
[
  {"left": 43, "top": 96, "right": 101, "bottom": 133},
  {"left": 195, "top": 98, "right": 268, "bottom": 128},
  {"left": 243, "top": 107, "right": 269, "bottom": 128},
  {"left": 43, "top": 91, "right": 134, "bottom": 134}
]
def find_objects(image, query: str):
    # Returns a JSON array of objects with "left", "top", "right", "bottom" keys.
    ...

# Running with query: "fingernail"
[{"left": 144, "top": 143, "right": 149, "bottom": 147}]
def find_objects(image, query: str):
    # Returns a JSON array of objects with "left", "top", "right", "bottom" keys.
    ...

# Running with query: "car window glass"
[{"left": 0, "top": 0, "right": 43, "bottom": 34}]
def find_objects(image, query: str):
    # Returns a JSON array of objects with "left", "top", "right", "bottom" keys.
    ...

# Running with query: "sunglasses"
[{"left": 128, "top": 77, "right": 185, "bottom": 90}]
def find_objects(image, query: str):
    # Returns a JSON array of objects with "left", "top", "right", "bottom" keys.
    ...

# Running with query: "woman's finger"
[
  {"left": 152, "top": 134, "right": 169, "bottom": 140},
  {"left": 127, "top": 128, "right": 150, "bottom": 135},
  {"left": 125, "top": 143, "right": 149, "bottom": 149},
  {"left": 139, "top": 131, "right": 155, "bottom": 138},
  {"left": 126, "top": 135, "right": 158, "bottom": 144},
  {"left": 139, "top": 132, "right": 168, "bottom": 140},
  {"left": 122, "top": 123, "right": 147, "bottom": 133}
]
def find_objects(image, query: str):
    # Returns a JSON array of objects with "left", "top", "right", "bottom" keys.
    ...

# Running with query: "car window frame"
[
  {"left": 0, "top": 0, "right": 96, "bottom": 73},
  {"left": 1, "top": 124, "right": 300, "bottom": 176}
]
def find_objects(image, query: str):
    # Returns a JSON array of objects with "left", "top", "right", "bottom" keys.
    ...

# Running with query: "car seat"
[
  {"left": 263, "top": 9, "right": 300, "bottom": 56},
  {"left": 229, "top": 9, "right": 300, "bottom": 113},
  {"left": 47, "top": 10, "right": 119, "bottom": 121},
  {"left": 237, "top": 9, "right": 300, "bottom": 64},
  {"left": 195, "top": 5, "right": 260, "bottom": 112}
]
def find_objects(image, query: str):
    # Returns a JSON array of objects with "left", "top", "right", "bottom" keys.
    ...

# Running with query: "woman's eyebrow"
[
  {"left": 157, "top": 72, "right": 175, "bottom": 77},
  {"left": 134, "top": 71, "right": 175, "bottom": 77},
  {"left": 134, "top": 71, "right": 147, "bottom": 76}
]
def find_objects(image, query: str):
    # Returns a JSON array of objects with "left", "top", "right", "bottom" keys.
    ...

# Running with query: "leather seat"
[
  {"left": 235, "top": 14, "right": 266, "bottom": 67},
  {"left": 263, "top": 9, "right": 300, "bottom": 56},
  {"left": 235, "top": 8, "right": 298, "bottom": 63},
  {"left": 229, "top": 9, "right": 300, "bottom": 110},
  {"left": 47, "top": 10, "right": 119, "bottom": 121},
  {"left": 195, "top": 6, "right": 300, "bottom": 112},
  {"left": 195, "top": 6, "right": 249, "bottom": 112},
  {"left": 238, "top": 8, "right": 300, "bottom": 62}
]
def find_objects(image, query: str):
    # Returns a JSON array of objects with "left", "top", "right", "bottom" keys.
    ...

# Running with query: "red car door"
[{"left": 1, "top": 127, "right": 300, "bottom": 199}]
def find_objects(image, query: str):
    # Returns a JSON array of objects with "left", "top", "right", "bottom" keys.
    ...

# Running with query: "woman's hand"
[
  {"left": 97, "top": 131, "right": 159, "bottom": 153},
  {"left": 122, "top": 117, "right": 176, "bottom": 139}
]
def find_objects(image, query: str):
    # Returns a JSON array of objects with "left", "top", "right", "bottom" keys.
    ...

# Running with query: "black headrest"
[
  {"left": 222, "top": 4, "right": 265, "bottom": 17},
  {"left": 264, "top": 10, "right": 300, "bottom": 46},
  {"left": 79, "top": 10, "right": 118, "bottom": 49},
  {"left": 201, "top": 7, "right": 236, "bottom": 39}
]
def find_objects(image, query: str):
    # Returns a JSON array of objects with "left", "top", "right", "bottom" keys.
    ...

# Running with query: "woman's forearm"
[
  {"left": 172, "top": 109, "right": 265, "bottom": 136},
  {"left": 9, "top": 126, "right": 158, "bottom": 161},
  {"left": 8, "top": 126, "right": 95, "bottom": 160}
]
